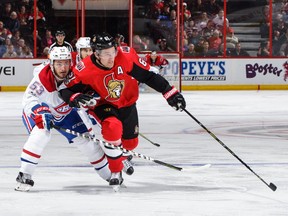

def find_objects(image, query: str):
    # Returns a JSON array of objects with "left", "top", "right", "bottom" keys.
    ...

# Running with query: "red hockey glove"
[
  {"left": 163, "top": 86, "right": 186, "bottom": 111},
  {"left": 31, "top": 103, "right": 53, "bottom": 131}
]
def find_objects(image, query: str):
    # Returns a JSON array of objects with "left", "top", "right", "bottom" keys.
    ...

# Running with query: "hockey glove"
[
  {"left": 163, "top": 86, "right": 186, "bottom": 111},
  {"left": 69, "top": 93, "right": 97, "bottom": 109},
  {"left": 31, "top": 103, "right": 53, "bottom": 131}
]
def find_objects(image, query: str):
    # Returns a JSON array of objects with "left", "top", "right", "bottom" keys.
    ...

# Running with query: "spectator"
[
  {"left": 257, "top": 41, "right": 270, "bottom": 57},
  {"left": 208, "top": 29, "right": 222, "bottom": 51},
  {"left": 260, "top": 20, "right": 270, "bottom": 38},
  {"left": 0, "top": 3, "right": 13, "bottom": 25},
  {"left": 229, "top": 42, "right": 250, "bottom": 57},
  {"left": 194, "top": 36, "right": 206, "bottom": 53},
  {"left": 0, "top": 37, "right": 12, "bottom": 57},
  {"left": 27, "top": 30, "right": 42, "bottom": 56},
  {"left": 48, "top": 30, "right": 73, "bottom": 53},
  {"left": 201, "top": 19, "right": 215, "bottom": 40},
  {"left": 41, "top": 46, "right": 49, "bottom": 58},
  {"left": 17, "top": 5, "right": 29, "bottom": 26},
  {"left": 0, "top": 21, "right": 12, "bottom": 40},
  {"left": 28, "top": 6, "right": 46, "bottom": 36},
  {"left": 5, "top": 11, "right": 20, "bottom": 34},
  {"left": 212, "top": 9, "right": 229, "bottom": 33},
  {"left": 226, "top": 27, "right": 238, "bottom": 47},
  {"left": 182, "top": 37, "right": 188, "bottom": 52},
  {"left": 184, "top": 43, "right": 197, "bottom": 57},
  {"left": 272, "top": 30, "right": 281, "bottom": 55},
  {"left": 195, "top": 12, "right": 210, "bottom": 32},
  {"left": 185, "top": 19, "right": 196, "bottom": 38},
  {"left": 148, "top": 0, "right": 164, "bottom": 19},
  {"left": 158, "top": 38, "right": 173, "bottom": 51},
  {"left": 279, "top": 41, "right": 288, "bottom": 56},
  {"left": 168, "top": 0, "right": 177, "bottom": 12},
  {"left": 14, "top": 38, "right": 26, "bottom": 56},
  {"left": 187, "top": 27, "right": 201, "bottom": 46},
  {"left": 183, "top": 2, "right": 191, "bottom": 21},
  {"left": 19, "top": 45, "right": 33, "bottom": 58},
  {"left": 41, "top": 29, "right": 54, "bottom": 50},
  {"left": 11, "top": 30, "right": 21, "bottom": 46},
  {"left": 2, "top": 44, "right": 17, "bottom": 58},
  {"left": 273, "top": 19, "right": 286, "bottom": 37},
  {"left": 196, "top": 40, "right": 217, "bottom": 57}
]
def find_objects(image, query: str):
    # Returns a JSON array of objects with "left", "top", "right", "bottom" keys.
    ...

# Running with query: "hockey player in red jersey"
[
  {"left": 60, "top": 32, "right": 186, "bottom": 188},
  {"left": 143, "top": 50, "right": 169, "bottom": 73}
]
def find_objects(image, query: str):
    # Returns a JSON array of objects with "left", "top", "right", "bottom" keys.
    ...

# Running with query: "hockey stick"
[
  {"left": 51, "top": 124, "right": 182, "bottom": 171},
  {"left": 139, "top": 132, "right": 160, "bottom": 147},
  {"left": 181, "top": 107, "right": 277, "bottom": 191}
]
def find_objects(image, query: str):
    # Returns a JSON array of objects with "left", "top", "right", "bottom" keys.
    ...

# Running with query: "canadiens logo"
[
  {"left": 55, "top": 102, "right": 72, "bottom": 114},
  {"left": 104, "top": 73, "right": 124, "bottom": 101}
]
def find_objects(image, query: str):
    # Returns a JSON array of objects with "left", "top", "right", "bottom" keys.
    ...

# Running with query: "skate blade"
[
  {"left": 112, "top": 184, "right": 121, "bottom": 192},
  {"left": 15, "top": 182, "right": 32, "bottom": 192}
]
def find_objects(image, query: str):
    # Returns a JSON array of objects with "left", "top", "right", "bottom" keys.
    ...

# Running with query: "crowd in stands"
[
  {"left": 134, "top": 0, "right": 288, "bottom": 57},
  {"left": 134, "top": 0, "right": 250, "bottom": 57},
  {"left": 0, "top": 0, "right": 54, "bottom": 58},
  {"left": 2, "top": 0, "right": 288, "bottom": 58},
  {"left": 270, "top": 0, "right": 288, "bottom": 57}
]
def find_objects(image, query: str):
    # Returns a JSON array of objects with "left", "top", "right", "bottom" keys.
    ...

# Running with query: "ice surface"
[{"left": 0, "top": 91, "right": 287, "bottom": 216}]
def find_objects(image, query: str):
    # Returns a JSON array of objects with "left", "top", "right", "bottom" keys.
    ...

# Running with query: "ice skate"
[
  {"left": 15, "top": 172, "right": 34, "bottom": 192},
  {"left": 109, "top": 172, "right": 124, "bottom": 192},
  {"left": 122, "top": 155, "right": 134, "bottom": 175}
]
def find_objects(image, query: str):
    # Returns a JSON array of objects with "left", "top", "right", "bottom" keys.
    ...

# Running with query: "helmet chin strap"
[{"left": 52, "top": 68, "right": 65, "bottom": 83}]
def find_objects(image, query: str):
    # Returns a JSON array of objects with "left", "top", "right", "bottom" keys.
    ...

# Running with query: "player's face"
[
  {"left": 80, "top": 48, "right": 93, "bottom": 59},
  {"left": 53, "top": 59, "right": 71, "bottom": 79},
  {"left": 151, "top": 54, "right": 157, "bottom": 61},
  {"left": 56, "top": 34, "right": 65, "bottom": 43},
  {"left": 98, "top": 47, "right": 117, "bottom": 68}
]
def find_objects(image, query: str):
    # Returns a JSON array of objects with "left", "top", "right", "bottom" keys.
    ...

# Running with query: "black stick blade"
[
  {"left": 269, "top": 183, "right": 277, "bottom": 191},
  {"left": 153, "top": 143, "right": 161, "bottom": 147},
  {"left": 154, "top": 159, "right": 183, "bottom": 171}
]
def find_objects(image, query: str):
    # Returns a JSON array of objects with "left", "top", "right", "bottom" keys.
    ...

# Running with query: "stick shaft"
[
  {"left": 182, "top": 108, "right": 276, "bottom": 191},
  {"left": 139, "top": 133, "right": 160, "bottom": 147},
  {"left": 52, "top": 124, "right": 182, "bottom": 171}
]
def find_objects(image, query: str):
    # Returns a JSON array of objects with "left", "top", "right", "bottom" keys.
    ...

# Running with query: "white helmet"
[
  {"left": 76, "top": 37, "right": 91, "bottom": 54},
  {"left": 49, "top": 47, "right": 71, "bottom": 78}
]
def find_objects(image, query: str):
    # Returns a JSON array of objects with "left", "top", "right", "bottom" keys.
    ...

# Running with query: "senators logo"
[{"left": 104, "top": 74, "right": 124, "bottom": 101}]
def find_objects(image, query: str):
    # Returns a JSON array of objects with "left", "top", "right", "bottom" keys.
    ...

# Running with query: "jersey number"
[
  {"left": 139, "top": 58, "right": 147, "bottom": 67},
  {"left": 30, "top": 81, "right": 44, "bottom": 95}
]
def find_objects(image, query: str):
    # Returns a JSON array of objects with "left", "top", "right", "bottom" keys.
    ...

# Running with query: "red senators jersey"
[
  {"left": 143, "top": 54, "right": 169, "bottom": 68},
  {"left": 65, "top": 46, "right": 152, "bottom": 109}
]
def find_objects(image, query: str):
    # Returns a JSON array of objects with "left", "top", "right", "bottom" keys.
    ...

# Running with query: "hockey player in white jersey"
[
  {"left": 72, "top": 36, "right": 93, "bottom": 65},
  {"left": 15, "top": 46, "right": 122, "bottom": 192}
]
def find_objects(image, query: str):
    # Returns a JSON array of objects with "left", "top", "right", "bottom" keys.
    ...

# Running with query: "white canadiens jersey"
[{"left": 22, "top": 64, "right": 72, "bottom": 120}]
